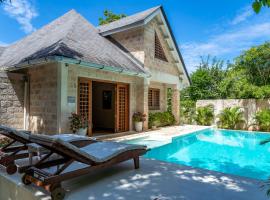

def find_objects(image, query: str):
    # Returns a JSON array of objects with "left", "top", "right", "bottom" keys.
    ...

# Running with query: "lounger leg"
[
  {"left": 29, "top": 152, "right": 33, "bottom": 165},
  {"left": 133, "top": 157, "right": 139, "bottom": 169}
]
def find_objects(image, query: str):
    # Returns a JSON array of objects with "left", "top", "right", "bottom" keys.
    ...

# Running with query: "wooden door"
[
  {"left": 115, "top": 84, "right": 129, "bottom": 132},
  {"left": 78, "top": 78, "right": 92, "bottom": 136}
]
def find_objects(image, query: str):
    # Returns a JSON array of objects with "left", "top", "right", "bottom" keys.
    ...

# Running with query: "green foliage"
[
  {"left": 234, "top": 42, "right": 270, "bottom": 86},
  {"left": 132, "top": 112, "right": 146, "bottom": 122},
  {"left": 217, "top": 107, "right": 245, "bottom": 129},
  {"left": 195, "top": 105, "right": 214, "bottom": 126},
  {"left": 183, "top": 42, "right": 270, "bottom": 101},
  {"left": 255, "top": 109, "right": 270, "bottom": 131},
  {"left": 252, "top": 0, "right": 270, "bottom": 13},
  {"left": 167, "top": 88, "right": 173, "bottom": 113},
  {"left": 0, "top": 137, "right": 11, "bottom": 148},
  {"left": 148, "top": 111, "right": 175, "bottom": 128},
  {"left": 180, "top": 100, "right": 196, "bottom": 124},
  {"left": 99, "top": 10, "right": 127, "bottom": 25},
  {"left": 184, "top": 56, "right": 225, "bottom": 101},
  {"left": 69, "top": 113, "right": 88, "bottom": 133}
]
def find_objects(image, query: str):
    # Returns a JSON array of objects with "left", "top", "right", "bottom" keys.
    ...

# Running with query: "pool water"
[{"left": 124, "top": 129, "right": 270, "bottom": 180}]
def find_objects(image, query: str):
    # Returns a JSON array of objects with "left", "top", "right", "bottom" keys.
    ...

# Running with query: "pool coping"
[{"left": 111, "top": 125, "right": 212, "bottom": 142}]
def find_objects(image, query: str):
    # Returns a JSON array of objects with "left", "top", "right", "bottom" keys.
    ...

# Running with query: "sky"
[{"left": 0, "top": 0, "right": 270, "bottom": 73}]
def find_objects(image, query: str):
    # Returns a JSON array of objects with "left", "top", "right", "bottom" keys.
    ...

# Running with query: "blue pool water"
[{"left": 124, "top": 129, "right": 270, "bottom": 180}]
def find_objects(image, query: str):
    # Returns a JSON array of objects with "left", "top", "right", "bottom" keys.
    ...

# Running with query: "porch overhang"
[{"left": 4, "top": 56, "right": 151, "bottom": 78}]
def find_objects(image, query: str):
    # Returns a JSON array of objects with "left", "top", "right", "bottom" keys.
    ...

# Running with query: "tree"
[
  {"left": 252, "top": 0, "right": 270, "bottom": 13},
  {"left": 182, "top": 56, "right": 225, "bottom": 101},
  {"left": 234, "top": 42, "right": 270, "bottom": 86},
  {"left": 99, "top": 10, "right": 127, "bottom": 25}
]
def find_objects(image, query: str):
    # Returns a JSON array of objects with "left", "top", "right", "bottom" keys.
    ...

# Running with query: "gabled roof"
[
  {"left": 0, "top": 10, "right": 147, "bottom": 76},
  {"left": 99, "top": 6, "right": 190, "bottom": 85},
  {"left": 97, "top": 6, "right": 161, "bottom": 35}
]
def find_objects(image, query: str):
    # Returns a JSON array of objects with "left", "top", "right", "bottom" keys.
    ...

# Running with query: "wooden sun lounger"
[
  {"left": 0, "top": 125, "right": 95, "bottom": 174},
  {"left": 22, "top": 134, "right": 148, "bottom": 200},
  {"left": 0, "top": 125, "right": 32, "bottom": 174}
]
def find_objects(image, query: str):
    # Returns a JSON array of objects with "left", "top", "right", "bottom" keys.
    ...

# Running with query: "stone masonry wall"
[
  {"left": 62, "top": 64, "right": 146, "bottom": 132},
  {"left": 144, "top": 19, "right": 179, "bottom": 75},
  {"left": 0, "top": 72, "right": 25, "bottom": 130},
  {"left": 149, "top": 81, "right": 167, "bottom": 113},
  {"left": 111, "top": 20, "right": 180, "bottom": 76},
  {"left": 28, "top": 63, "right": 58, "bottom": 134},
  {"left": 111, "top": 28, "right": 145, "bottom": 63}
]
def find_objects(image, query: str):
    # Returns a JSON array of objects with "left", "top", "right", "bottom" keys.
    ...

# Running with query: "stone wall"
[
  {"left": 111, "top": 28, "right": 145, "bottom": 63},
  {"left": 149, "top": 81, "right": 167, "bottom": 113},
  {"left": 196, "top": 99, "right": 270, "bottom": 126},
  {"left": 144, "top": 19, "right": 179, "bottom": 75},
  {"left": 111, "top": 19, "right": 180, "bottom": 77},
  {"left": 28, "top": 63, "right": 58, "bottom": 134},
  {"left": 0, "top": 72, "right": 25, "bottom": 130},
  {"left": 62, "top": 64, "right": 146, "bottom": 132}
]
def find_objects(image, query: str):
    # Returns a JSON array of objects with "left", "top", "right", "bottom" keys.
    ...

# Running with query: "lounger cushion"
[
  {"left": 29, "top": 134, "right": 146, "bottom": 163},
  {"left": 80, "top": 142, "right": 146, "bottom": 163},
  {"left": 0, "top": 125, "right": 30, "bottom": 140},
  {"left": 51, "top": 134, "right": 96, "bottom": 142},
  {"left": 27, "top": 134, "right": 95, "bottom": 151},
  {"left": 56, "top": 139, "right": 146, "bottom": 163}
]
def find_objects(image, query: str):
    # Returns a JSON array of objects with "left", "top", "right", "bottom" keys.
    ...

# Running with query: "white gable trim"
[
  {"left": 99, "top": 7, "right": 190, "bottom": 86},
  {"left": 145, "top": 9, "right": 190, "bottom": 87}
]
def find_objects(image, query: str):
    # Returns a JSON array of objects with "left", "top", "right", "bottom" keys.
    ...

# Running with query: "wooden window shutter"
[
  {"left": 78, "top": 78, "right": 92, "bottom": 135},
  {"left": 155, "top": 32, "right": 168, "bottom": 62},
  {"left": 116, "top": 84, "right": 129, "bottom": 132},
  {"left": 148, "top": 88, "right": 160, "bottom": 110}
]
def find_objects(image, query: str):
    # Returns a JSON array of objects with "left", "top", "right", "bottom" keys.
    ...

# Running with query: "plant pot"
[
  {"left": 77, "top": 128, "right": 87, "bottom": 136},
  {"left": 134, "top": 121, "right": 143, "bottom": 132}
]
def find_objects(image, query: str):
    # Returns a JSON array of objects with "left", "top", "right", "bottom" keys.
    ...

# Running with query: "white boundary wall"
[{"left": 196, "top": 99, "right": 270, "bottom": 126}]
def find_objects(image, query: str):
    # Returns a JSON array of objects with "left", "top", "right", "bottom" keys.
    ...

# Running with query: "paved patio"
[
  {"left": 101, "top": 125, "right": 210, "bottom": 141},
  {"left": 0, "top": 125, "right": 268, "bottom": 200},
  {"left": 0, "top": 158, "right": 267, "bottom": 200}
]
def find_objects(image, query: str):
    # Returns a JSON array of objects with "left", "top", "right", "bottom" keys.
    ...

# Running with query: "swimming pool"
[{"left": 124, "top": 128, "right": 270, "bottom": 180}]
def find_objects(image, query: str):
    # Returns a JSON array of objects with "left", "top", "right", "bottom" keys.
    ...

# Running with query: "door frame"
[
  {"left": 77, "top": 77, "right": 92, "bottom": 136},
  {"left": 77, "top": 77, "right": 130, "bottom": 135},
  {"left": 115, "top": 83, "right": 130, "bottom": 133}
]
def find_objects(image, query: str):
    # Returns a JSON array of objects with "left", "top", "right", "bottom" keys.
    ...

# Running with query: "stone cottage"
[{"left": 0, "top": 6, "right": 190, "bottom": 135}]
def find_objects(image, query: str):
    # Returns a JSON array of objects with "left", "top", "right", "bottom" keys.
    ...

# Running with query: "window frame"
[
  {"left": 154, "top": 32, "right": 168, "bottom": 62},
  {"left": 148, "top": 88, "right": 160, "bottom": 110}
]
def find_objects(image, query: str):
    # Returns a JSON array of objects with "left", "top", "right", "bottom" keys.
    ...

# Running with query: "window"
[
  {"left": 148, "top": 88, "right": 160, "bottom": 110},
  {"left": 102, "top": 90, "right": 112, "bottom": 109},
  {"left": 155, "top": 32, "right": 167, "bottom": 62}
]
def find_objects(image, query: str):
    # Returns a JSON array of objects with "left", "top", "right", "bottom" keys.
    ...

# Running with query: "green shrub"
[
  {"left": 217, "top": 107, "right": 245, "bottom": 130},
  {"left": 69, "top": 113, "right": 88, "bottom": 133},
  {"left": 180, "top": 100, "right": 196, "bottom": 124},
  {"left": 148, "top": 111, "right": 175, "bottom": 128},
  {"left": 0, "top": 137, "right": 12, "bottom": 148},
  {"left": 255, "top": 109, "right": 270, "bottom": 132},
  {"left": 167, "top": 88, "right": 173, "bottom": 113},
  {"left": 195, "top": 105, "right": 214, "bottom": 126}
]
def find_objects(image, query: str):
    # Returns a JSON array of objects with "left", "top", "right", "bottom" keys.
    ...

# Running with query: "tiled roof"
[{"left": 0, "top": 10, "right": 147, "bottom": 75}]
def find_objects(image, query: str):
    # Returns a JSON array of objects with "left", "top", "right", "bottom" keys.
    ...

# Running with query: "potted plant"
[
  {"left": 133, "top": 112, "right": 146, "bottom": 132},
  {"left": 69, "top": 113, "right": 88, "bottom": 136}
]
